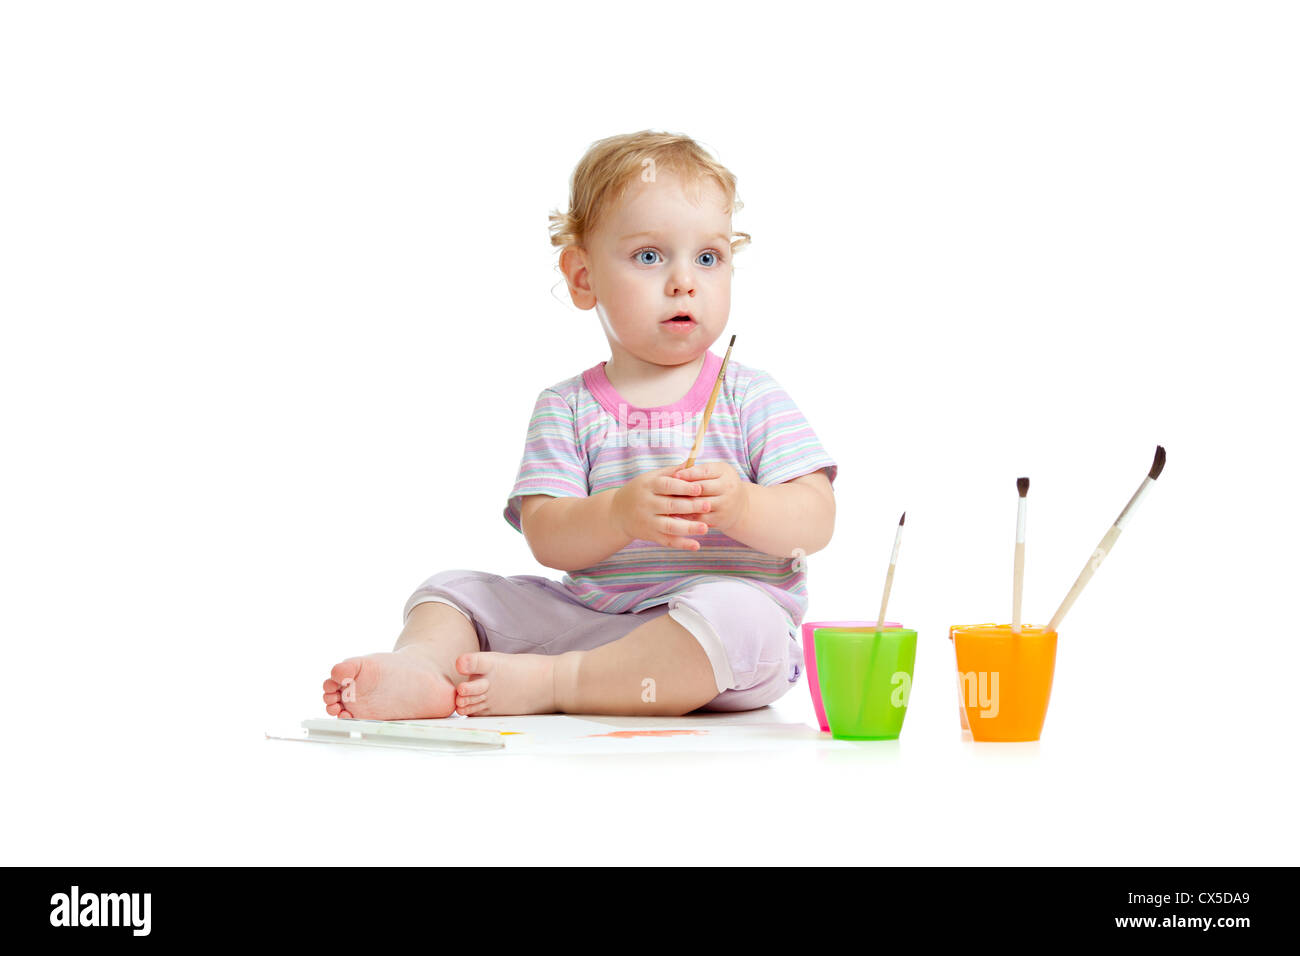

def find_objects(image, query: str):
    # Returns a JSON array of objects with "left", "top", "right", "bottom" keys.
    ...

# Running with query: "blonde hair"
[{"left": 548, "top": 130, "right": 752, "bottom": 258}]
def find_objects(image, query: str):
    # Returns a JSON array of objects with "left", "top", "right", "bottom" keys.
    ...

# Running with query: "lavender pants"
[{"left": 403, "top": 569, "right": 802, "bottom": 712}]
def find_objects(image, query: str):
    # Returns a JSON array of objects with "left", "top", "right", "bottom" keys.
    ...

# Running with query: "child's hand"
[
  {"left": 612, "top": 464, "right": 711, "bottom": 551},
  {"left": 672, "top": 462, "right": 751, "bottom": 535}
]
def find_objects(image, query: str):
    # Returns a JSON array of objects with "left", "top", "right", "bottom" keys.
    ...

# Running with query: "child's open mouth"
[{"left": 662, "top": 314, "right": 697, "bottom": 332}]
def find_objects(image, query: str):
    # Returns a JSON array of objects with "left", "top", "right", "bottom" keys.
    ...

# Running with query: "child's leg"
[
  {"left": 459, "top": 579, "right": 798, "bottom": 718},
  {"left": 392, "top": 601, "right": 480, "bottom": 682},
  {"left": 454, "top": 614, "right": 720, "bottom": 718},
  {"left": 322, "top": 602, "right": 479, "bottom": 720}
]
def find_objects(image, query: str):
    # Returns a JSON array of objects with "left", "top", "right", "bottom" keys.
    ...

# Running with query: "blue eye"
[{"left": 632, "top": 248, "right": 726, "bottom": 267}]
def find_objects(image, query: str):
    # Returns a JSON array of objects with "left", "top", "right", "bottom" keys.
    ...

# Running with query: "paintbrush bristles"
[
  {"left": 1150, "top": 445, "right": 1166, "bottom": 480},
  {"left": 1017, "top": 477, "right": 1029, "bottom": 497}
]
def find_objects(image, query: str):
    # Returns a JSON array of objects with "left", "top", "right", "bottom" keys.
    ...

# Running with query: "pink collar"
[{"left": 582, "top": 351, "right": 722, "bottom": 418}]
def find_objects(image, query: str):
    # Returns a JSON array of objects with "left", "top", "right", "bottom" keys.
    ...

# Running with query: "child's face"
[{"left": 563, "top": 170, "right": 733, "bottom": 368}]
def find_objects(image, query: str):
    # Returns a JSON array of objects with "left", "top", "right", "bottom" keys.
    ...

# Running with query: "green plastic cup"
[{"left": 813, "top": 627, "right": 918, "bottom": 740}]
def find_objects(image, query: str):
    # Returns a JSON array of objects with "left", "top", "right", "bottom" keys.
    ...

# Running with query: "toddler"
[{"left": 322, "top": 130, "right": 837, "bottom": 719}]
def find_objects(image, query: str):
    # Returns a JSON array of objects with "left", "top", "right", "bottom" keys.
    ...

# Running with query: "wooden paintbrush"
[
  {"left": 1012, "top": 477, "right": 1029, "bottom": 633},
  {"left": 876, "top": 512, "right": 905, "bottom": 630},
  {"left": 1046, "top": 445, "right": 1166, "bottom": 633},
  {"left": 683, "top": 334, "right": 736, "bottom": 468}
]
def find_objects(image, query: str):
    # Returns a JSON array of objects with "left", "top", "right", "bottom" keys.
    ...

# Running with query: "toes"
[
  {"left": 326, "top": 702, "right": 342, "bottom": 716},
  {"left": 323, "top": 691, "right": 340, "bottom": 705},
  {"left": 323, "top": 678, "right": 339, "bottom": 693},
  {"left": 330, "top": 658, "right": 364, "bottom": 686},
  {"left": 457, "top": 677, "right": 489, "bottom": 697},
  {"left": 338, "top": 707, "right": 354, "bottom": 719},
  {"left": 455, "top": 652, "right": 489, "bottom": 676}
]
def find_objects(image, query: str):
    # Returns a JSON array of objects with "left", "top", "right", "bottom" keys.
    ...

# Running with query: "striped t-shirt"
[{"left": 503, "top": 348, "right": 837, "bottom": 637}]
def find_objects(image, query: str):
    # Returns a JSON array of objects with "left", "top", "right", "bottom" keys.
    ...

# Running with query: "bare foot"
[
  {"left": 322, "top": 647, "right": 457, "bottom": 720},
  {"left": 454, "top": 650, "right": 581, "bottom": 716}
]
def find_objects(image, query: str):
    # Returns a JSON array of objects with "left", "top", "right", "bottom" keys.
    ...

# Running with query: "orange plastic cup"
[{"left": 949, "top": 623, "right": 1057, "bottom": 742}]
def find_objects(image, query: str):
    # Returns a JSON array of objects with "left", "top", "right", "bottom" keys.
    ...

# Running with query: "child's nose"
[{"left": 667, "top": 269, "right": 696, "bottom": 297}]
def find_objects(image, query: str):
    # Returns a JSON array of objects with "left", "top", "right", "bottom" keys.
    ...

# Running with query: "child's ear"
[{"left": 559, "top": 246, "right": 597, "bottom": 310}]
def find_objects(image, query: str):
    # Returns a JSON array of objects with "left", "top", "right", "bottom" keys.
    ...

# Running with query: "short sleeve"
[
  {"left": 740, "top": 370, "right": 838, "bottom": 488},
  {"left": 503, "top": 388, "right": 589, "bottom": 532}
]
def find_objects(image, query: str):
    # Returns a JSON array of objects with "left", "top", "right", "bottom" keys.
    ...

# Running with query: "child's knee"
[
  {"left": 417, "top": 568, "right": 496, "bottom": 592},
  {"left": 666, "top": 580, "right": 793, "bottom": 691}
]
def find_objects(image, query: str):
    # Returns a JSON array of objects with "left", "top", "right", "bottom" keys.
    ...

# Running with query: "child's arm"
[
  {"left": 520, "top": 465, "right": 711, "bottom": 572},
  {"left": 672, "top": 464, "right": 835, "bottom": 559}
]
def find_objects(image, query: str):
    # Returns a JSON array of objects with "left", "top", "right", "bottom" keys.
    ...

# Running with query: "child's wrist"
[{"left": 606, "top": 485, "right": 630, "bottom": 540}]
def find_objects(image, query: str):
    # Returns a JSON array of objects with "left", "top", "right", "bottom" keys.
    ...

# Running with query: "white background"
[{"left": 2, "top": 1, "right": 1296, "bottom": 865}]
